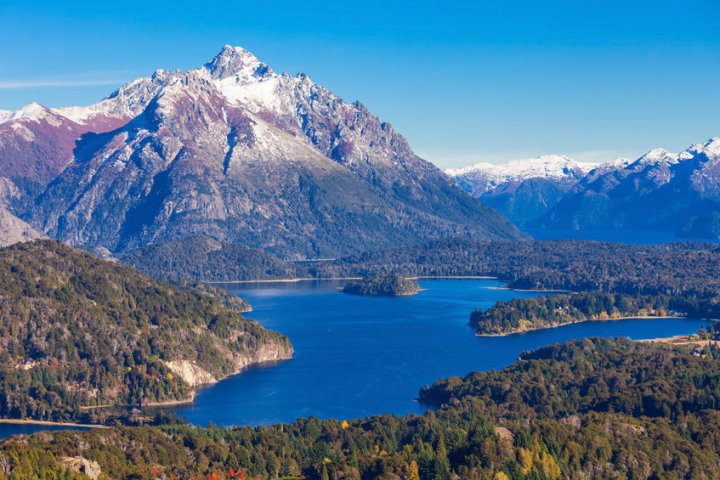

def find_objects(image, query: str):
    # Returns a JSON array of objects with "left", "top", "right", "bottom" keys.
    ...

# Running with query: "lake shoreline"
[
  {"left": 638, "top": 335, "right": 720, "bottom": 346},
  {"left": 475, "top": 315, "right": 687, "bottom": 337},
  {"left": 207, "top": 275, "right": 498, "bottom": 284},
  {"left": 0, "top": 419, "right": 108, "bottom": 429},
  {"left": 481, "top": 286, "right": 572, "bottom": 293}
]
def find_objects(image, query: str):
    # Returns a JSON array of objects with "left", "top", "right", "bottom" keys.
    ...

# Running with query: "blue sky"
[{"left": 1, "top": 0, "right": 718, "bottom": 168}]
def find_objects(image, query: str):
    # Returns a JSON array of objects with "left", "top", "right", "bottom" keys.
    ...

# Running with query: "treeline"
[
  {"left": 470, "top": 290, "right": 720, "bottom": 335},
  {"left": 119, "top": 236, "right": 720, "bottom": 301},
  {"left": 471, "top": 291, "right": 678, "bottom": 335},
  {"left": 4, "top": 338, "right": 720, "bottom": 479},
  {"left": 342, "top": 276, "right": 420, "bottom": 297},
  {"left": 312, "top": 238, "right": 720, "bottom": 298},
  {"left": 419, "top": 337, "right": 720, "bottom": 420},
  {"left": 0, "top": 240, "right": 291, "bottom": 423},
  {"left": 121, "top": 235, "right": 303, "bottom": 282}
]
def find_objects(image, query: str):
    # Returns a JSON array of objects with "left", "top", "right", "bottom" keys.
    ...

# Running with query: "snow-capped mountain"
[
  {"left": 447, "top": 155, "right": 597, "bottom": 190},
  {"left": 0, "top": 46, "right": 525, "bottom": 257},
  {"left": 446, "top": 155, "right": 600, "bottom": 225},
  {"left": 533, "top": 138, "right": 720, "bottom": 237}
]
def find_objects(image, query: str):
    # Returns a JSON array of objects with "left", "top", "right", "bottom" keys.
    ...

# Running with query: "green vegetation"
[
  {"left": 121, "top": 235, "right": 303, "bottom": 282},
  {"left": 471, "top": 291, "right": 680, "bottom": 335},
  {"left": 317, "top": 239, "right": 720, "bottom": 334},
  {"left": 0, "top": 240, "right": 291, "bottom": 424},
  {"left": 420, "top": 337, "right": 720, "bottom": 420},
  {"left": 3, "top": 338, "right": 720, "bottom": 478},
  {"left": 313, "top": 238, "right": 720, "bottom": 298},
  {"left": 343, "top": 276, "right": 420, "bottom": 297},
  {"left": 119, "top": 237, "right": 720, "bottom": 302}
]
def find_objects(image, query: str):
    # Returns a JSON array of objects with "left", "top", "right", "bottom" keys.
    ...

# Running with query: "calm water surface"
[
  {"left": 1, "top": 278, "right": 709, "bottom": 438},
  {"left": 167, "top": 279, "right": 711, "bottom": 426}
]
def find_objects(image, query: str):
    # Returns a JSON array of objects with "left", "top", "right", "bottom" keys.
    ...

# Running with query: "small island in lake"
[{"left": 343, "top": 275, "right": 421, "bottom": 297}]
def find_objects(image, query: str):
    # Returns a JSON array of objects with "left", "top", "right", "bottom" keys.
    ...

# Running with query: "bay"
[
  {"left": 1, "top": 278, "right": 709, "bottom": 438},
  {"left": 168, "top": 279, "right": 711, "bottom": 426}
]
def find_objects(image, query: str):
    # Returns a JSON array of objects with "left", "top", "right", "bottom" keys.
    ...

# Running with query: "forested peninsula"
[
  {"left": 470, "top": 291, "right": 683, "bottom": 335},
  {"left": 0, "top": 241, "right": 292, "bottom": 424}
]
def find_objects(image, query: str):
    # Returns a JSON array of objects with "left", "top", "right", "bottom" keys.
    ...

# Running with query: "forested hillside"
[
  {"left": 3, "top": 338, "right": 720, "bottom": 479},
  {"left": 314, "top": 239, "right": 720, "bottom": 298},
  {"left": 121, "top": 235, "right": 302, "bottom": 282},
  {"left": 0, "top": 240, "right": 292, "bottom": 423},
  {"left": 471, "top": 291, "right": 679, "bottom": 335},
  {"left": 121, "top": 238, "right": 720, "bottom": 301}
]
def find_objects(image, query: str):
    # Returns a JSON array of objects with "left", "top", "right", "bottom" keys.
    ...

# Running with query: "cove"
[{"left": 164, "top": 279, "right": 712, "bottom": 426}]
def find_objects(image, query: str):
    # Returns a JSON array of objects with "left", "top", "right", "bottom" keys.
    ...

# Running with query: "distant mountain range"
[
  {"left": 447, "top": 155, "right": 599, "bottom": 226},
  {"left": 448, "top": 138, "right": 720, "bottom": 238},
  {"left": 0, "top": 46, "right": 524, "bottom": 257}
]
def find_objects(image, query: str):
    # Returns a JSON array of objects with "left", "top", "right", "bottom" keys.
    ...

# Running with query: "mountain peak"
[
  {"left": 688, "top": 137, "right": 720, "bottom": 160},
  {"left": 447, "top": 154, "right": 597, "bottom": 181},
  {"left": 0, "top": 102, "right": 63, "bottom": 126},
  {"left": 204, "top": 45, "right": 273, "bottom": 81}
]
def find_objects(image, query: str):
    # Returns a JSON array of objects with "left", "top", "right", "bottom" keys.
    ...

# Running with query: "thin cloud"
[{"left": 0, "top": 79, "right": 122, "bottom": 89}]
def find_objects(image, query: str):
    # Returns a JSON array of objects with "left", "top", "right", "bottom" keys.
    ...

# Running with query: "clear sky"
[{"left": 1, "top": 0, "right": 718, "bottom": 168}]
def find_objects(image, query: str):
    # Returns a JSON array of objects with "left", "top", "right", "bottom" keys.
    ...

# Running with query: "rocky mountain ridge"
[
  {"left": 447, "top": 154, "right": 601, "bottom": 225},
  {"left": 534, "top": 137, "right": 720, "bottom": 235},
  {"left": 449, "top": 138, "right": 720, "bottom": 235},
  {"left": 0, "top": 46, "right": 524, "bottom": 258}
]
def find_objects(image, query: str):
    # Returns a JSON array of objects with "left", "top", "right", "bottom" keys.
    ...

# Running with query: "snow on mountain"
[
  {"left": 448, "top": 154, "right": 597, "bottom": 181},
  {"left": 632, "top": 148, "right": 684, "bottom": 167},
  {"left": 2, "top": 45, "right": 523, "bottom": 257},
  {"left": 53, "top": 69, "right": 182, "bottom": 126},
  {"left": 689, "top": 137, "right": 720, "bottom": 161},
  {"left": 0, "top": 102, "right": 65, "bottom": 127},
  {"left": 532, "top": 137, "right": 720, "bottom": 235},
  {"left": 446, "top": 155, "right": 598, "bottom": 196}
]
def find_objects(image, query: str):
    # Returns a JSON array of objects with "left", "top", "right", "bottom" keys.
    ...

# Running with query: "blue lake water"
[
  {"left": 165, "top": 278, "right": 711, "bottom": 426},
  {"left": 1, "top": 278, "right": 709, "bottom": 438},
  {"left": 0, "top": 423, "right": 91, "bottom": 437}
]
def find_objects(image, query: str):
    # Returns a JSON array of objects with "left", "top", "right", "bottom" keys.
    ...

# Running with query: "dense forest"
[
  {"left": 119, "top": 237, "right": 720, "bottom": 301},
  {"left": 3, "top": 338, "right": 720, "bottom": 479},
  {"left": 121, "top": 236, "right": 303, "bottom": 282},
  {"left": 342, "top": 276, "right": 420, "bottom": 297},
  {"left": 0, "top": 241, "right": 291, "bottom": 423},
  {"left": 312, "top": 239, "right": 720, "bottom": 298},
  {"left": 419, "top": 337, "right": 720, "bottom": 420},
  {"left": 470, "top": 291, "right": 679, "bottom": 335}
]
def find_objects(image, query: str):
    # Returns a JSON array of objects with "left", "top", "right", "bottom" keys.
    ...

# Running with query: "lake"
[
  {"left": 1, "top": 278, "right": 710, "bottom": 438},
  {"left": 166, "top": 278, "right": 711, "bottom": 426}
]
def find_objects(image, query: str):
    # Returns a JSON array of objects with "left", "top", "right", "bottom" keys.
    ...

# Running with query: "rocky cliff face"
[
  {"left": 1, "top": 46, "right": 525, "bottom": 258},
  {"left": 163, "top": 338, "right": 293, "bottom": 389},
  {"left": 0, "top": 207, "right": 44, "bottom": 247}
]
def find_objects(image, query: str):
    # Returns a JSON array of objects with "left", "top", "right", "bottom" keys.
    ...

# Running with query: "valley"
[{"left": 0, "top": 7, "right": 717, "bottom": 475}]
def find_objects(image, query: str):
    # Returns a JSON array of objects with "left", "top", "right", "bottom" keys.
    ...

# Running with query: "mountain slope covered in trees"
[
  {"left": 0, "top": 240, "right": 291, "bottom": 423},
  {"left": 121, "top": 235, "right": 303, "bottom": 282},
  {"left": 2, "top": 338, "right": 720, "bottom": 479}
]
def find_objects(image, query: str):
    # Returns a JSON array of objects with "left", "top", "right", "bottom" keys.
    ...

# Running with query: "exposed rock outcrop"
[{"left": 58, "top": 456, "right": 102, "bottom": 480}]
